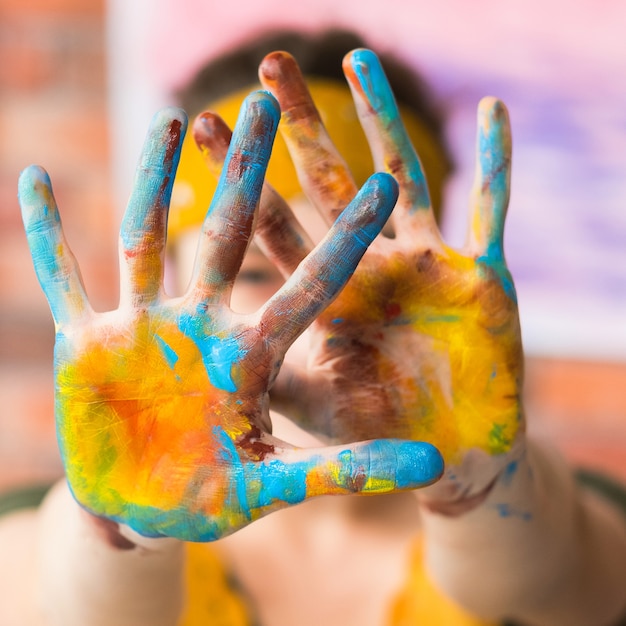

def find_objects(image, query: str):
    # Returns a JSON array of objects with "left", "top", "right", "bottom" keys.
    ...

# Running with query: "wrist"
[
  {"left": 416, "top": 437, "right": 528, "bottom": 517},
  {"left": 38, "top": 480, "right": 186, "bottom": 626},
  {"left": 59, "top": 481, "right": 182, "bottom": 553},
  {"left": 79, "top": 508, "right": 183, "bottom": 554}
]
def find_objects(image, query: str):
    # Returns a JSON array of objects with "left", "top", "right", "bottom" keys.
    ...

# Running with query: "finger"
[
  {"left": 188, "top": 91, "right": 279, "bottom": 302},
  {"left": 244, "top": 439, "right": 443, "bottom": 514},
  {"left": 119, "top": 107, "right": 186, "bottom": 307},
  {"left": 258, "top": 172, "right": 398, "bottom": 350},
  {"left": 467, "top": 97, "right": 512, "bottom": 260},
  {"left": 343, "top": 48, "right": 438, "bottom": 241},
  {"left": 259, "top": 51, "right": 358, "bottom": 224},
  {"left": 193, "top": 112, "right": 313, "bottom": 277},
  {"left": 18, "top": 166, "right": 92, "bottom": 327}
]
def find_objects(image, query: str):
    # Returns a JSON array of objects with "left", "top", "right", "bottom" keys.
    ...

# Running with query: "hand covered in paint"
[
  {"left": 253, "top": 50, "right": 524, "bottom": 506},
  {"left": 18, "top": 93, "right": 443, "bottom": 542}
]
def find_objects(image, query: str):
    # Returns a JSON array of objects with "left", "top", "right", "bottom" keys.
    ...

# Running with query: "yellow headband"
[{"left": 169, "top": 78, "right": 449, "bottom": 240}]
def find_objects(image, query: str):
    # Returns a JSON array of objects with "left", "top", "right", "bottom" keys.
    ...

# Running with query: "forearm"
[
  {"left": 419, "top": 438, "right": 626, "bottom": 626},
  {"left": 36, "top": 480, "right": 185, "bottom": 626}
]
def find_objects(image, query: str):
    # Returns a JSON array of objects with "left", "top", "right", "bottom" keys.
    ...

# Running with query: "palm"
[
  {"left": 310, "top": 239, "right": 521, "bottom": 463},
  {"left": 20, "top": 95, "right": 443, "bottom": 541},
  {"left": 54, "top": 308, "right": 274, "bottom": 539}
]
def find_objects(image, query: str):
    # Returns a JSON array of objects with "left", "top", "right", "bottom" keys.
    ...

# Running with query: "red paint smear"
[
  {"left": 384, "top": 302, "right": 401, "bottom": 321},
  {"left": 238, "top": 424, "right": 274, "bottom": 461}
]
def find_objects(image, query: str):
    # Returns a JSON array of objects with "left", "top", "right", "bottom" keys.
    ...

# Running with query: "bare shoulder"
[{"left": 0, "top": 508, "right": 44, "bottom": 626}]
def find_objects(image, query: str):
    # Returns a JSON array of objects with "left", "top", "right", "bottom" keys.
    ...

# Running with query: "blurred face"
[
  {"left": 170, "top": 194, "right": 329, "bottom": 367},
  {"left": 230, "top": 243, "right": 284, "bottom": 313}
]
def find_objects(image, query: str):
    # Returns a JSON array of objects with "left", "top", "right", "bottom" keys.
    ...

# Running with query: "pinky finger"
[
  {"left": 467, "top": 97, "right": 512, "bottom": 260},
  {"left": 18, "top": 166, "right": 92, "bottom": 327}
]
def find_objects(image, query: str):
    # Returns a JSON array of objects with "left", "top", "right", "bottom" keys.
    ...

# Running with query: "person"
[{"left": 2, "top": 37, "right": 626, "bottom": 626}]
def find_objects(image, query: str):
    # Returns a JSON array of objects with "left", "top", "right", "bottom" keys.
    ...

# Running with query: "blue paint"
[
  {"left": 251, "top": 459, "right": 308, "bottom": 508},
  {"left": 120, "top": 107, "right": 186, "bottom": 251},
  {"left": 347, "top": 440, "right": 444, "bottom": 490},
  {"left": 177, "top": 313, "right": 247, "bottom": 392},
  {"left": 155, "top": 335, "right": 179, "bottom": 369},
  {"left": 492, "top": 502, "right": 532, "bottom": 521},
  {"left": 217, "top": 426, "right": 308, "bottom": 515},
  {"left": 207, "top": 92, "right": 279, "bottom": 220},
  {"left": 99, "top": 502, "right": 224, "bottom": 542},
  {"left": 392, "top": 441, "right": 444, "bottom": 489},
  {"left": 331, "top": 318, "right": 344, "bottom": 324},
  {"left": 18, "top": 168, "right": 77, "bottom": 319},
  {"left": 478, "top": 118, "right": 508, "bottom": 225},
  {"left": 476, "top": 254, "right": 518, "bottom": 303},
  {"left": 214, "top": 426, "right": 251, "bottom": 521},
  {"left": 501, "top": 460, "right": 518, "bottom": 486},
  {"left": 350, "top": 49, "right": 387, "bottom": 111},
  {"left": 350, "top": 50, "right": 430, "bottom": 213}
]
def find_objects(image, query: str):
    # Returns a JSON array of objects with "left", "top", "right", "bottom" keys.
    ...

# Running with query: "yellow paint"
[
  {"left": 178, "top": 543, "right": 252, "bottom": 626},
  {"left": 55, "top": 313, "right": 250, "bottom": 516},
  {"left": 316, "top": 244, "right": 522, "bottom": 464},
  {"left": 178, "top": 537, "right": 498, "bottom": 625},
  {"left": 389, "top": 537, "right": 498, "bottom": 625}
]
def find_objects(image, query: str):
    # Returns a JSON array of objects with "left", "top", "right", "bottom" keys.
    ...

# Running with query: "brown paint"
[
  {"left": 330, "top": 337, "right": 402, "bottom": 441},
  {"left": 259, "top": 51, "right": 320, "bottom": 123},
  {"left": 416, "top": 248, "right": 435, "bottom": 273},
  {"left": 165, "top": 119, "right": 183, "bottom": 164},
  {"left": 345, "top": 463, "right": 367, "bottom": 492},
  {"left": 194, "top": 113, "right": 231, "bottom": 163},
  {"left": 482, "top": 159, "right": 507, "bottom": 193},
  {"left": 226, "top": 148, "right": 256, "bottom": 181},
  {"left": 237, "top": 424, "right": 275, "bottom": 461}
]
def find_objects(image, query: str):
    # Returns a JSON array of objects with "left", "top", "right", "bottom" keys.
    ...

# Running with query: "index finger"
[{"left": 258, "top": 172, "right": 398, "bottom": 350}]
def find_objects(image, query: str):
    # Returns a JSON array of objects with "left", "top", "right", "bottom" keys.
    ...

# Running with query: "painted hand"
[
  {"left": 252, "top": 50, "right": 525, "bottom": 506},
  {"left": 18, "top": 92, "right": 443, "bottom": 541}
]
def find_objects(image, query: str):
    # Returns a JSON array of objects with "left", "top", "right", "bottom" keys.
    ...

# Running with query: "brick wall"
[{"left": 0, "top": 0, "right": 117, "bottom": 491}]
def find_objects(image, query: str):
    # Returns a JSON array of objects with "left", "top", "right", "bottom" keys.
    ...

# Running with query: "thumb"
[{"left": 244, "top": 439, "right": 444, "bottom": 513}]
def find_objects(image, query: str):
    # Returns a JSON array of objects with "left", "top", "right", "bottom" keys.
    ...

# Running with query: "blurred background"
[{"left": 1, "top": 0, "right": 625, "bottom": 494}]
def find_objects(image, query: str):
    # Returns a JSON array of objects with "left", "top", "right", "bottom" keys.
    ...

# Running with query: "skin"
[
  {"left": 198, "top": 49, "right": 524, "bottom": 507},
  {"left": 4, "top": 47, "right": 626, "bottom": 626},
  {"left": 18, "top": 90, "right": 443, "bottom": 543}
]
